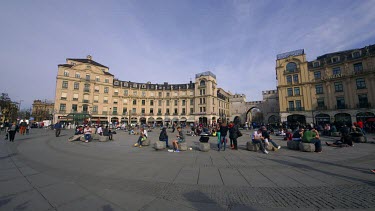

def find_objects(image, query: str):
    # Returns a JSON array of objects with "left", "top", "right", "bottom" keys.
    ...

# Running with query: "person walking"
[
  {"left": 229, "top": 122, "right": 240, "bottom": 150},
  {"left": 8, "top": 122, "right": 17, "bottom": 142},
  {"left": 54, "top": 121, "right": 62, "bottom": 137}
]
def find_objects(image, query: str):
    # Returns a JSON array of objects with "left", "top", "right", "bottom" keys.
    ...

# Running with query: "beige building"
[
  {"left": 276, "top": 44, "right": 375, "bottom": 128},
  {"left": 53, "top": 56, "right": 231, "bottom": 125},
  {"left": 31, "top": 100, "right": 54, "bottom": 122}
]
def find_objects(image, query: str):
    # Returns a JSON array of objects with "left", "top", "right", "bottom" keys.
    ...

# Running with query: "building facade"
[
  {"left": 276, "top": 44, "right": 375, "bottom": 128},
  {"left": 31, "top": 100, "right": 54, "bottom": 122},
  {"left": 53, "top": 56, "right": 231, "bottom": 125}
]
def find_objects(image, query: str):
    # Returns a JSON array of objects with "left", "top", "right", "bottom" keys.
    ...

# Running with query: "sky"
[{"left": 1, "top": 0, "right": 375, "bottom": 109}]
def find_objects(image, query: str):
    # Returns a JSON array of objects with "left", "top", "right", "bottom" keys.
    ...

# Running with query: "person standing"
[
  {"left": 84, "top": 125, "right": 92, "bottom": 143},
  {"left": 229, "top": 121, "right": 239, "bottom": 150},
  {"left": 54, "top": 121, "right": 62, "bottom": 137},
  {"left": 20, "top": 120, "right": 27, "bottom": 135},
  {"left": 218, "top": 121, "right": 229, "bottom": 151},
  {"left": 8, "top": 122, "right": 17, "bottom": 142}
]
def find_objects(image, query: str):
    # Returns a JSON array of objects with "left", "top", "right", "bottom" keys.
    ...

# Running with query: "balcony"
[
  {"left": 335, "top": 104, "right": 348, "bottom": 109},
  {"left": 112, "top": 111, "right": 118, "bottom": 115},
  {"left": 122, "top": 112, "right": 128, "bottom": 115},
  {"left": 315, "top": 106, "right": 327, "bottom": 110},
  {"left": 165, "top": 113, "right": 170, "bottom": 115},
  {"left": 82, "top": 100, "right": 89, "bottom": 103},
  {"left": 287, "top": 107, "right": 305, "bottom": 112},
  {"left": 59, "top": 110, "right": 66, "bottom": 114},
  {"left": 357, "top": 103, "right": 371, "bottom": 109},
  {"left": 172, "top": 113, "right": 178, "bottom": 116},
  {"left": 157, "top": 113, "right": 162, "bottom": 116}
]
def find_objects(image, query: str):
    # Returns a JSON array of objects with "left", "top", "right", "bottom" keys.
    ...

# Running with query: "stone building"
[
  {"left": 53, "top": 56, "right": 231, "bottom": 125},
  {"left": 31, "top": 100, "right": 54, "bottom": 122},
  {"left": 276, "top": 44, "right": 375, "bottom": 128}
]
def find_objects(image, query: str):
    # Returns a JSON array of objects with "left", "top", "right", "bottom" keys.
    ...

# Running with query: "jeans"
[
  {"left": 252, "top": 139, "right": 266, "bottom": 152},
  {"left": 55, "top": 129, "right": 61, "bottom": 137},
  {"left": 305, "top": 139, "right": 322, "bottom": 152},
  {"left": 9, "top": 131, "right": 16, "bottom": 142},
  {"left": 232, "top": 137, "right": 238, "bottom": 149},
  {"left": 218, "top": 135, "right": 226, "bottom": 151},
  {"left": 84, "top": 134, "right": 91, "bottom": 141},
  {"left": 265, "top": 138, "right": 279, "bottom": 148},
  {"left": 161, "top": 137, "right": 169, "bottom": 147}
]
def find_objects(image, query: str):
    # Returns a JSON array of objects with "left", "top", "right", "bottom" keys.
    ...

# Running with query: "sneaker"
[
  {"left": 168, "top": 149, "right": 174, "bottom": 152},
  {"left": 134, "top": 143, "right": 139, "bottom": 147},
  {"left": 139, "top": 145, "right": 142, "bottom": 148},
  {"left": 264, "top": 150, "right": 269, "bottom": 154},
  {"left": 277, "top": 146, "right": 281, "bottom": 150},
  {"left": 175, "top": 150, "right": 180, "bottom": 152},
  {"left": 85, "top": 140, "right": 88, "bottom": 143}
]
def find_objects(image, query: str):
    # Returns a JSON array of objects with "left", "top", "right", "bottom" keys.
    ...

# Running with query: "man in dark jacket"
[
  {"left": 229, "top": 122, "right": 239, "bottom": 150},
  {"left": 54, "top": 121, "right": 62, "bottom": 137}
]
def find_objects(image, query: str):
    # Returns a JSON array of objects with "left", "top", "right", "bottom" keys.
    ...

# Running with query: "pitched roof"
[{"left": 67, "top": 58, "right": 109, "bottom": 68}]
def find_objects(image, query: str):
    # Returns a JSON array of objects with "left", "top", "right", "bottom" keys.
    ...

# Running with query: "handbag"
[{"left": 237, "top": 130, "right": 243, "bottom": 137}]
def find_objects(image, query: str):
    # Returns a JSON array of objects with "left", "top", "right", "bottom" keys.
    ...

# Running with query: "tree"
[{"left": 0, "top": 93, "right": 19, "bottom": 123}]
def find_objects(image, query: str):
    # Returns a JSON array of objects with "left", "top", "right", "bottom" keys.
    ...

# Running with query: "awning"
[
  {"left": 164, "top": 117, "right": 170, "bottom": 121},
  {"left": 156, "top": 117, "right": 163, "bottom": 121},
  {"left": 172, "top": 117, "right": 179, "bottom": 122},
  {"left": 180, "top": 117, "right": 187, "bottom": 121}
]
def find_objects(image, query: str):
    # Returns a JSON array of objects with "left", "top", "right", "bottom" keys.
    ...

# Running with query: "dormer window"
[
  {"left": 286, "top": 62, "right": 297, "bottom": 72},
  {"left": 352, "top": 51, "right": 361, "bottom": 58},
  {"left": 200, "top": 80, "right": 206, "bottom": 86},
  {"left": 331, "top": 56, "right": 340, "bottom": 63},
  {"left": 312, "top": 61, "right": 320, "bottom": 68}
]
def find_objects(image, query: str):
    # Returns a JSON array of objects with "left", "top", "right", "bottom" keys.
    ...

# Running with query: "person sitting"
[
  {"left": 103, "top": 126, "right": 113, "bottom": 140},
  {"left": 261, "top": 126, "right": 281, "bottom": 150},
  {"left": 134, "top": 127, "right": 147, "bottom": 147},
  {"left": 302, "top": 127, "right": 322, "bottom": 153},
  {"left": 292, "top": 127, "right": 304, "bottom": 141},
  {"left": 83, "top": 125, "right": 92, "bottom": 143},
  {"left": 159, "top": 127, "right": 169, "bottom": 148},
  {"left": 252, "top": 128, "right": 268, "bottom": 154},
  {"left": 172, "top": 127, "right": 185, "bottom": 152},
  {"left": 350, "top": 124, "right": 367, "bottom": 142},
  {"left": 97, "top": 125, "right": 103, "bottom": 136},
  {"left": 284, "top": 129, "right": 293, "bottom": 141},
  {"left": 326, "top": 124, "right": 352, "bottom": 147}
]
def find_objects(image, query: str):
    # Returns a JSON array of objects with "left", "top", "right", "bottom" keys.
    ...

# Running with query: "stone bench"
[
  {"left": 92, "top": 134, "right": 100, "bottom": 140},
  {"left": 80, "top": 136, "right": 93, "bottom": 142},
  {"left": 353, "top": 136, "right": 366, "bottom": 143},
  {"left": 178, "top": 142, "right": 188, "bottom": 151},
  {"left": 154, "top": 141, "right": 166, "bottom": 150},
  {"left": 264, "top": 142, "right": 274, "bottom": 151},
  {"left": 199, "top": 142, "right": 210, "bottom": 152},
  {"left": 299, "top": 142, "right": 315, "bottom": 152},
  {"left": 99, "top": 136, "right": 109, "bottom": 142},
  {"left": 141, "top": 139, "right": 151, "bottom": 146},
  {"left": 287, "top": 141, "right": 300, "bottom": 150},
  {"left": 247, "top": 141, "right": 260, "bottom": 152},
  {"left": 331, "top": 132, "right": 341, "bottom": 137}
]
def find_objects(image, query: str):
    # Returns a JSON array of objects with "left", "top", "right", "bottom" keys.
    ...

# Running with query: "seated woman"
[
  {"left": 134, "top": 127, "right": 147, "bottom": 147},
  {"left": 172, "top": 127, "right": 185, "bottom": 152}
]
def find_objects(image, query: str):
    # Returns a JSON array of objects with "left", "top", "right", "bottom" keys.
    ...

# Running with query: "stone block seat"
[
  {"left": 199, "top": 142, "right": 210, "bottom": 152},
  {"left": 299, "top": 142, "right": 315, "bottom": 152},
  {"left": 154, "top": 141, "right": 166, "bottom": 150},
  {"left": 141, "top": 139, "right": 151, "bottom": 146},
  {"left": 331, "top": 132, "right": 341, "bottom": 137},
  {"left": 265, "top": 143, "right": 274, "bottom": 151},
  {"left": 353, "top": 136, "right": 366, "bottom": 143},
  {"left": 287, "top": 141, "right": 300, "bottom": 150},
  {"left": 178, "top": 142, "right": 188, "bottom": 151},
  {"left": 99, "top": 136, "right": 109, "bottom": 142},
  {"left": 247, "top": 141, "right": 260, "bottom": 152}
]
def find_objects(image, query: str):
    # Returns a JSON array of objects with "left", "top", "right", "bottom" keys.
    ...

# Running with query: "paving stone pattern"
[{"left": 0, "top": 128, "right": 375, "bottom": 210}]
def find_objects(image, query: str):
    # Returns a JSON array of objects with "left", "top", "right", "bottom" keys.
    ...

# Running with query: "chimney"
[{"left": 87, "top": 55, "right": 92, "bottom": 60}]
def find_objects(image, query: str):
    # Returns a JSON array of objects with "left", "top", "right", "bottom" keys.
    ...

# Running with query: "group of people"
[
  {"left": 2, "top": 120, "right": 31, "bottom": 142},
  {"left": 251, "top": 126, "right": 282, "bottom": 154}
]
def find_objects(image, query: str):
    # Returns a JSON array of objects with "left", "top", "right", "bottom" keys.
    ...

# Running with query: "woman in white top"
[{"left": 83, "top": 125, "right": 92, "bottom": 143}]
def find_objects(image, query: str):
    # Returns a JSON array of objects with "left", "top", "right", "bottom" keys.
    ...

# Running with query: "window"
[
  {"left": 122, "top": 108, "right": 127, "bottom": 114},
  {"left": 166, "top": 100, "right": 170, "bottom": 106},
  {"left": 74, "top": 82, "right": 79, "bottom": 90},
  {"left": 94, "top": 95, "right": 99, "bottom": 103},
  {"left": 75, "top": 73, "right": 80, "bottom": 78},
  {"left": 73, "top": 93, "right": 79, "bottom": 101},
  {"left": 331, "top": 56, "right": 340, "bottom": 63},
  {"left": 332, "top": 67, "right": 341, "bottom": 75},
  {"left": 72, "top": 104, "right": 77, "bottom": 112},
  {"left": 114, "top": 89, "right": 118, "bottom": 95},
  {"left": 62, "top": 81, "right": 68, "bottom": 89},
  {"left": 133, "top": 100, "right": 137, "bottom": 105},
  {"left": 96, "top": 76, "right": 100, "bottom": 82},
  {"left": 84, "top": 84, "right": 90, "bottom": 92},
  {"left": 142, "top": 91, "right": 146, "bottom": 97},
  {"left": 166, "top": 92, "right": 170, "bottom": 97},
  {"left": 61, "top": 92, "right": 67, "bottom": 100},
  {"left": 59, "top": 104, "right": 66, "bottom": 111},
  {"left": 182, "top": 100, "right": 186, "bottom": 106},
  {"left": 113, "top": 107, "right": 118, "bottom": 114},
  {"left": 158, "top": 92, "right": 162, "bottom": 97},
  {"left": 132, "top": 108, "right": 136, "bottom": 114},
  {"left": 150, "top": 108, "right": 154, "bottom": 114},
  {"left": 334, "top": 82, "right": 343, "bottom": 92},
  {"left": 312, "top": 61, "right": 320, "bottom": 68},
  {"left": 317, "top": 98, "right": 325, "bottom": 108},
  {"left": 133, "top": 91, "right": 137, "bottom": 96},
  {"left": 286, "top": 62, "right": 297, "bottom": 72},
  {"left": 199, "top": 89, "right": 206, "bottom": 95},
  {"left": 150, "top": 100, "right": 154, "bottom": 106},
  {"left": 336, "top": 97, "right": 345, "bottom": 109},
  {"left": 294, "top": 87, "right": 300, "bottom": 96},
  {"left": 103, "top": 96, "right": 108, "bottom": 103},
  {"left": 200, "top": 80, "right": 206, "bottom": 86},
  {"left": 352, "top": 51, "right": 361, "bottom": 58},
  {"left": 158, "top": 108, "right": 161, "bottom": 114},
  {"left": 105, "top": 78, "right": 109, "bottom": 83},
  {"left": 358, "top": 94, "right": 368, "bottom": 108},
  {"left": 296, "top": 100, "right": 302, "bottom": 109},
  {"left": 166, "top": 108, "right": 170, "bottom": 114},
  {"left": 174, "top": 108, "right": 178, "bottom": 114},
  {"left": 123, "top": 99, "right": 128, "bottom": 104},
  {"left": 86, "top": 74, "right": 90, "bottom": 81},
  {"left": 314, "top": 71, "right": 321, "bottom": 79},
  {"left": 190, "top": 108, "right": 194, "bottom": 114},
  {"left": 353, "top": 62, "right": 363, "bottom": 72},
  {"left": 174, "top": 100, "right": 178, "bottom": 106},
  {"left": 158, "top": 100, "right": 162, "bottom": 106},
  {"left": 104, "top": 87, "right": 109, "bottom": 93},
  {"left": 293, "top": 74, "right": 299, "bottom": 83},
  {"left": 190, "top": 99, "right": 194, "bottom": 105},
  {"left": 142, "top": 100, "right": 145, "bottom": 106},
  {"left": 286, "top": 75, "right": 292, "bottom": 84},
  {"left": 64, "top": 70, "right": 69, "bottom": 76},
  {"left": 141, "top": 108, "right": 145, "bottom": 114},
  {"left": 288, "top": 101, "right": 294, "bottom": 109},
  {"left": 287, "top": 88, "right": 293, "bottom": 96},
  {"left": 356, "top": 78, "right": 366, "bottom": 89},
  {"left": 113, "top": 99, "right": 118, "bottom": 104},
  {"left": 316, "top": 84, "right": 323, "bottom": 94},
  {"left": 93, "top": 105, "right": 98, "bottom": 112},
  {"left": 124, "top": 90, "right": 128, "bottom": 96}
]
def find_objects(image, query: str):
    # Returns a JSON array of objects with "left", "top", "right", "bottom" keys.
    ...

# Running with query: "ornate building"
[
  {"left": 31, "top": 100, "right": 54, "bottom": 122},
  {"left": 53, "top": 56, "right": 231, "bottom": 125},
  {"left": 276, "top": 44, "right": 375, "bottom": 127}
]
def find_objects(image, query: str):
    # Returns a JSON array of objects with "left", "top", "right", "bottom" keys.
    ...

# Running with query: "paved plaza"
[{"left": 0, "top": 128, "right": 375, "bottom": 211}]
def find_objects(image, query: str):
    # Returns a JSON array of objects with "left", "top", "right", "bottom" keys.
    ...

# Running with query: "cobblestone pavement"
[{"left": 0, "top": 128, "right": 374, "bottom": 210}]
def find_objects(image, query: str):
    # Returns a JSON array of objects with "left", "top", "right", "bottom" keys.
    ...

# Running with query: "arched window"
[
  {"left": 286, "top": 62, "right": 297, "bottom": 72},
  {"left": 200, "top": 80, "right": 206, "bottom": 86}
]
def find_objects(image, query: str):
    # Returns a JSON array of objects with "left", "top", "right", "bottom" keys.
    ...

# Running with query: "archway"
[
  {"left": 356, "top": 112, "right": 375, "bottom": 122},
  {"left": 287, "top": 114, "right": 306, "bottom": 130},
  {"left": 199, "top": 117, "right": 207, "bottom": 125},
  {"left": 246, "top": 107, "right": 263, "bottom": 127},
  {"left": 334, "top": 113, "right": 351, "bottom": 126},
  {"left": 233, "top": 116, "right": 241, "bottom": 125},
  {"left": 140, "top": 117, "right": 146, "bottom": 125},
  {"left": 268, "top": 115, "right": 279, "bottom": 127},
  {"left": 315, "top": 113, "right": 330, "bottom": 126}
]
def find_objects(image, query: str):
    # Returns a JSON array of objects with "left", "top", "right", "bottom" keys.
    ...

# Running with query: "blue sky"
[{"left": 1, "top": 0, "right": 375, "bottom": 109}]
